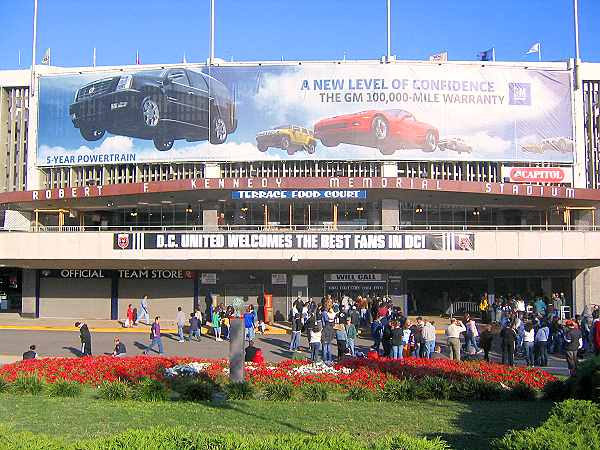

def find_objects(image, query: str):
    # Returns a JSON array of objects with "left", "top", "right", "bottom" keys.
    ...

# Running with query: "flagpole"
[
  {"left": 492, "top": 47, "right": 496, "bottom": 62},
  {"left": 386, "top": 0, "right": 391, "bottom": 60},
  {"left": 30, "top": 0, "right": 38, "bottom": 97},
  {"left": 93, "top": 47, "right": 96, "bottom": 67},
  {"left": 209, "top": 0, "right": 215, "bottom": 64},
  {"left": 574, "top": 0, "right": 581, "bottom": 89}
]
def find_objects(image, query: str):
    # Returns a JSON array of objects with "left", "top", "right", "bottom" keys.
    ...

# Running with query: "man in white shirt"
[
  {"left": 176, "top": 306, "right": 186, "bottom": 343},
  {"left": 422, "top": 321, "right": 437, "bottom": 358},
  {"left": 446, "top": 319, "right": 466, "bottom": 361}
]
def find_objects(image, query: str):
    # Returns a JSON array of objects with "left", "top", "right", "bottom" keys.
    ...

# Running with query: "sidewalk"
[{"left": 0, "top": 317, "right": 288, "bottom": 335}]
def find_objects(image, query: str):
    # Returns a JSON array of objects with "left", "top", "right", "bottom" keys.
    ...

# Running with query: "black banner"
[{"left": 114, "top": 232, "right": 474, "bottom": 251}]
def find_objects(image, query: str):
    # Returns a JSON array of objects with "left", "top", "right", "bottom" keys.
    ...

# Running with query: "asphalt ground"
[{"left": 0, "top": 328, "right": 574, "bottom": 376}]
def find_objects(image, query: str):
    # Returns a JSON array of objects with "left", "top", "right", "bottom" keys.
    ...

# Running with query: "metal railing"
[{"left": 1, "top": 223, "right": 598, "bottom": 233}]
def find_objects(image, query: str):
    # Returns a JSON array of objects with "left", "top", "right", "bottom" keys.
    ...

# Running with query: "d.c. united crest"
[{"left": 117, "top": 233, "right": 130, "bottom": 250}]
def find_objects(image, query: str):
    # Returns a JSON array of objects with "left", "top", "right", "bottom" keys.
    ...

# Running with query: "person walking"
[
  {"left": 144, "top": 316, "right": 164, "bottom": 354},
  {"left": 189, "top": 312, "right": 201, "bottom": 341},
  {"left": 139, "top": 295, "right": 150, "bottom": 325},
  {"left": 500, "top": 323, "right": 517, "bottom": 366},
  {"left": 244, "top": 305, "right": 256, "bottom": 342},
  {"left": 75, "top": 321, "right": 92, "bottom": 356},
  {"left": 290, "top": 312, "right": 302, "bottom": 352},
  {"left": 446, "top": 319, "right": 466, "bottom": 361},
  {"left": 176, "top": 306, "right": 186, "bottom": 343},
  {"left": 523, "top": 323, "right": 535, "bottom": 366},
  {"left": 124, "top": 304, "right": 134, "bottom": 328},
  {"left": 564, "top": 320, "right": 582, "bottom": 376},
  {"left": 346, "top": 318, "right": 357, "bottom": 356}
]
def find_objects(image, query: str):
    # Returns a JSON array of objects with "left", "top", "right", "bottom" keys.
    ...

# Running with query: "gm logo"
[{"left": 509, "top": 83, "right": 531, "bottom": 105}]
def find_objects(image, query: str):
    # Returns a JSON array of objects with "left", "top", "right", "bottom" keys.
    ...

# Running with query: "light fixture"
[
  {"left": 130, "top": 210, "right": 138, "bottom": 217},
  {"left": 291, "top": 255, "right": 299, "bottom": 262},
  {"left": 415, "top": 205, "right": 423, "bottom": 214},
  {"left": 106, "top": 202, "right": 114, "bottom": 207},
  {"left": 356, "top": 203, "right": 364, "bottom": 212},
  {"left": 185, "top": 205, "right": 193, "bottom": 214},
  {"left": 472, "top": 208, "right": 480, "bottom": 216}
]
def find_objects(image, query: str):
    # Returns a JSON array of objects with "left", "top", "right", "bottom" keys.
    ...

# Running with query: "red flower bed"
[
  {"left": 338, "top": 357, "right": 557, "bottom": 390},
  {"left": 0, "top": 356, "right": 556, "bottom": 390}
]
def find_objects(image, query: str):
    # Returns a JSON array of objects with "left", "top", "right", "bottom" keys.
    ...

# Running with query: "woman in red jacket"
[
  {"left": 593, "top": 311, "right": 600, "bottom": 356},
  {"left": 125, "top": 304, "right": 134, "bottom": 328}
]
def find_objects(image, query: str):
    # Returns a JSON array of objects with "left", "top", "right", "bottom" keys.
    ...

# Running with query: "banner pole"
[
  {"left": 30, "top": 0, "right": 38, "bottom": 97},
  {"left": 386, "top": 0, "right": 391, "bottom": 60},
  {"left": 209, "top": 0, "right": 215, "bottom": 64}
]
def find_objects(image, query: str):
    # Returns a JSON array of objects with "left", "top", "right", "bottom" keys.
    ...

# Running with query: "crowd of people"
[{"left": 18, "top": 290, "right": 600, "bottom": 378}]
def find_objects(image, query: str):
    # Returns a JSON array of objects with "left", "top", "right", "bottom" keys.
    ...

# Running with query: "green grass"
[{"left": 0, "top": 393, "right": 551, "bottom": 450}]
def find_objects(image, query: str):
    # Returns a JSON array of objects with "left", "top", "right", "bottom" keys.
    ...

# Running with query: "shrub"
[
  {"left": 291, "top": 352, "right": 307, "bottom": 361},
  {"left": 301, "top": 383, "right": 329, "bottom": 401},
  {"left": 492, "top": 400, "right": 600, "bottom": 449},
  {"left": 0, "top": 378, "right": 9, "bottom": 393},
  {"left": 262, "top": 381, "right": 294, "bottom": 401},
  {"left": 224, "top": 381, "right": 255, "bottom": 400},
  {"left": 179, "top": 379, "right": 218, "bottom": 402},
  {"left": 379, "top": 378, "right": 417, "bottom": 401},
  {"left": 542, "top": 379, "right": 569, "bottom": 402},
  {"left": 346, "top": 385, "right": 375, "bottom": 401},
  {"left": 46, "top": 380, "right": 83, "bottom": 398},
  {"left": 568, "top": 356, "right": 600, "bottom": 402},
  {"left": 11, "top": 374, "right": 45, "bottom": 395},
  {"left": 508, "top": 383, "right": 538, "bottom": 401},
  {"left": 96, "top": 381, "right": 131, "bottom": 401},
  {"left": 0, "top": 427, "right": 450, "bottom": 450},
  {"left": 416, "top": 376, "right": 453, "bottom": 400},
  {"left": 133, "top": 377, "right": 169, "bottom": 402},
  {"left": 452, "top": 378, "right": 506, "bottom": 401}
]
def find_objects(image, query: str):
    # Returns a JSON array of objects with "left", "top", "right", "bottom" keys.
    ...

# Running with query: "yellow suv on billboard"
[{"left": 256, "top": 125, "right": 317, "bottom": 155}]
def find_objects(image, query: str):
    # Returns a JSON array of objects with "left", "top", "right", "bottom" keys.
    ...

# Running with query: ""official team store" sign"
[{"left": 114, "top": 232, "right": 474, "bottom": 251}]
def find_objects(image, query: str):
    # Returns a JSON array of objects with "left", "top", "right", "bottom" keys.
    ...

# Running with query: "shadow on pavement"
[{"left": 62, "top": 346, "right": 82, "bottom": 357}]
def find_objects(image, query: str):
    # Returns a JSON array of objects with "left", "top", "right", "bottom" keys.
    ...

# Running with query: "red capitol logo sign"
[{"left": 508, "top": 167, "right": 566, "bottom": 183}]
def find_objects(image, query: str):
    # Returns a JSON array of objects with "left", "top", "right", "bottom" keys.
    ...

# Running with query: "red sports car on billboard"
[{"left": 313, "top": 109, "right": 439, "bottom": 154}]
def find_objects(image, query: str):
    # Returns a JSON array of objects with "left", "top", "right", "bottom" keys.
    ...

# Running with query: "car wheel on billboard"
[
  {"left": 280, "top": 136, "right": 291, "bottom": 150},
  {"left": 378, "top": 145, "right": 396, "bottom": 155},
  {"left": 257, "top": 143, "right": 268, "bottom": 152},
  {"left": 286, "top": 148, "right": 295, "bottom": 156},
  {"left": 320, "top": 137, "right": 339, "bottom": 147},
  {"left": 141, "top": 96, "right": 161, "bottom": 128},
  {"left": 422, "top": 131, "right": 438, "bottom": 152},
  {"left": 306, "top": 143, "right": 316, "bottom": 154},
  {"left": 209, "top": 112, "right": 228, "bottom": 145},
  {"left": 153, "top": 135, "right": 174, "bottom": 151},
  {"left": 79, "top": 128, "right": 105, "bottom": 142}
]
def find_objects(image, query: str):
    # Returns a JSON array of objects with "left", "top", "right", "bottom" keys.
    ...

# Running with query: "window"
[
  {"left": 187, "top": 70, "right": 209, "bottom": 90},
  {"left": 167, "top": 70, "right": 189, "bottom": 86}
]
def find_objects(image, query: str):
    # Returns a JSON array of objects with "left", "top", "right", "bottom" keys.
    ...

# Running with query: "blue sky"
[{"left": 0, "top": 0, "right": 598, "bottom": 69}]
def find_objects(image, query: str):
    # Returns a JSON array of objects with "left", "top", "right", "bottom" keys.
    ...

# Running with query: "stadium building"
[{"left": 1, "top": 58, "right": 600, "bottom": 320}]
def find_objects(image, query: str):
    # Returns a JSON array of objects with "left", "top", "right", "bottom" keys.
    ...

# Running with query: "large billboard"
[{"left": 37, "top": 62, "right": 574, "bottom": 166}]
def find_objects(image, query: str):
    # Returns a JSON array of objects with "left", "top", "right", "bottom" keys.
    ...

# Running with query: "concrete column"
[
  {"left": 202, "top": 202, "right": 218, "bottom": 231},
  {"left": 541, "top": 277, "right": 552, "bottom": 298},
  {"left": 21, "top": 269, "right": 37, "bottom": 318},
  {"left": 381, "top": 199, "right": 399, "bottom": 231},
  {"left": 573, "top": 267, "right": 600, "bottom": 314},
  {"left": 229, "top": 318, "right": 245, "bottom": 383},
  {"left": 204, "top": 163, "right": 221, "bottom": 178},
  {"left": 382, "top": 161, "right": 398, "bottom": 177}
]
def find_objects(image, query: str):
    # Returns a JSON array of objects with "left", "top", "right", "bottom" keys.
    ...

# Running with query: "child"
[
  {"left": 310, "top": 324, "right": 322, "bottom": 363},
  {"left": 124, "top": 304, "right": 134, "bottom": 328}
]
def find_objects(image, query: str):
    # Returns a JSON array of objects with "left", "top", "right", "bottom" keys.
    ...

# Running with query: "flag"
[
  {"left": 182, "top": 53, "right": 187, "bottom": 64},
  {"left": 41, "top": 48, "right": 50, "bottom": 65},
  {"left": 478, "top": 48, "right": 495, "bottom": 61},
  {"left": 526, "top": 42, "right": 540, "bottom": 54},
  {"left": 135, "top": 51, "right": 141, "bottom": 65},
  {"left": 429, "top": 51, "right": 448, "bottom": 62}
]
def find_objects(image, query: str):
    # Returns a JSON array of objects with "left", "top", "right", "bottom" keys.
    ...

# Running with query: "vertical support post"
[
  {"left": 386, "top": 0, "right": 391, "bottom": 60},
  {"left": 209, "top": 0, "right": 215, "bottom": 64},
  {"left": 111, "top": 271, "right": 119, "bottom": 321},
  {"left": 229, "top": 318, "right": 245, "bottom": 383},
  {"left": 30, "top": 0, "right": 38, "bottom": 97}
]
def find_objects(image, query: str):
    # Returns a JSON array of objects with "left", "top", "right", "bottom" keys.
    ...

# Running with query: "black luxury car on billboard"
[{"left": 69, "top": 68, "right": 237, "bottom": 151}]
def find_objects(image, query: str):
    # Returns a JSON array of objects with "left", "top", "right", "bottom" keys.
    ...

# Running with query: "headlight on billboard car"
[{"left": 116, "top": 74, "right": 133, "bottom": 91}]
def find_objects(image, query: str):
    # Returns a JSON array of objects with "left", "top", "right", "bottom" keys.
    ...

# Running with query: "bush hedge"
[
  {"left": 46, "top": 380, "right": 83, "bottom": 398},
  {"left": 493, "top": 399, "right": 600, "bottom": 449},
  {"left": 0, "top": 427, "right": 450, "bottom": 450}
]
